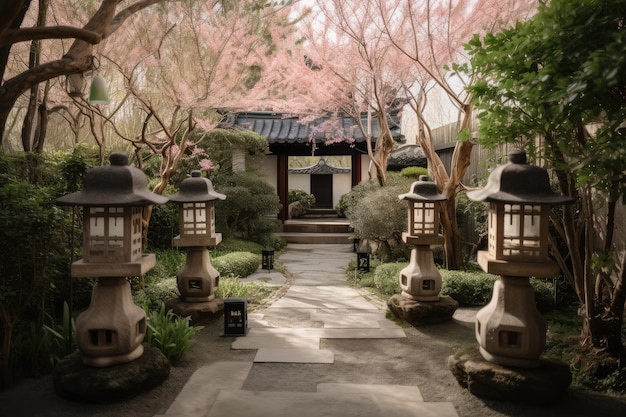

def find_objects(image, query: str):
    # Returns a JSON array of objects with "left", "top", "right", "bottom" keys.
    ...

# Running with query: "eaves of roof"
[{"left": 230, "top": 111, "right": 404, "bottom": 145}]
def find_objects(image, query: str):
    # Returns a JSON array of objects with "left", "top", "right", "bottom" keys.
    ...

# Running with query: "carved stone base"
[
  {"left": 53, "top": 344, "right": 170, "bottom": 403},
  {"left": 165, "top": 297, "right": 224, "bottom": 324},
  {"left": 387, "top": 294, "right": 458, "bottom": 326},
  {"left": 448, "top": 347, "right": 571, "bottom": 404}
]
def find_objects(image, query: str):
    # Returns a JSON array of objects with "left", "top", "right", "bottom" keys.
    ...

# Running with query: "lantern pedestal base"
[
  {"left": 398, "top": 245, "right": 443, "bottom": 301},
  {"left": 448, "top": 347, "right": 571, "bottom": 404},
  {"left": 165, "top": 297, "right": 224, "bottom": 325},
  {"left": 387, "top": 294, "right": 458, "bottom": 326},
  {"left": 82, "top": 344, "right": 144, "bottom": 368},
  {"left": 74, "top": 277, "right": 146, "bottom": 367},
  {"left": 53, "top": 344, "right": 170, "bottom": 403},
  {"left": 475, "top": 276, "right": 547, "bottom": 368},
  {"left": 177, "top": 248, "right": 220, "bottom": 302}
]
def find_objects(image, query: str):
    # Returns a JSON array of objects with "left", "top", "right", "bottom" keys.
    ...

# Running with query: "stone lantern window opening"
[
  {"left": 181, "top": 202, "right": 215, "bottom": 237},
  {"left": 488, "top": 203, "right": 548, "bottom": 261},
  {"left": 84, "top": 206, "right": 143, "bottom": 263},
  {"left": 409, "top": 200, "right": 438, "bottom": 237}
]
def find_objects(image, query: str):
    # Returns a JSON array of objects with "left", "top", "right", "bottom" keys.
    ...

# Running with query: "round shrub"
[
  {"left": 212, "top": 252, "right": 261, "bottom": 278},
  {"left": 288, "top": 189, "right": 316, "bottom": 211},
  {"left": 346, "top": 181, "right": 411, "bottom": 262},
  {"left": 134, "top": 278, "right": 179, "bottom": 311}
]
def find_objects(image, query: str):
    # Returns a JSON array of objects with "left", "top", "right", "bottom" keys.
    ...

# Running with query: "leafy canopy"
[{"left": 466, "top": 0, "right": 626, "bottom": 202}]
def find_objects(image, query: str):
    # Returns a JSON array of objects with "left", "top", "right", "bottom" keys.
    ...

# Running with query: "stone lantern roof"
[
  {"left": 169, "top": 170, "right": 226, "bottom": 203},
  {"left": 56, "top": 153, "right": 168, "bottom": 207},
  {"left": 399, "top": 176, "right": 447, "bottom": 202},
  {"left": 467, "top": 150, "right": 573, "bottom": 205}
]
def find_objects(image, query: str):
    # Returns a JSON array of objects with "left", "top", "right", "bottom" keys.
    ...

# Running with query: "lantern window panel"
[
  {"left": 181, "top": 202, "right": 213, "bottom": 236},
  {"left": 130, "top": 207, "right": 143, "bottom": 260},
  {"left": 493, "top": 204, "right": 544, "bottom": 260},
  {"left": 85, "top": 206, "right": 142, "bottom": 263},
  {"left": 410, "top": 202, "right": 437, "bottom": 236}
]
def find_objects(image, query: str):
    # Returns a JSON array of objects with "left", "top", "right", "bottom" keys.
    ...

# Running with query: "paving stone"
[
  {"left": 310, "top": 311, "right": 388, "bottom": 328},
  {"left": 247, "top": 326, "right": 406, "bottom": 339},
  {"left": 316, "top": 383, "right": 424, "bottom": 402},
  {"left": 269, "top": 285, "right": 380, "bottom": 310},
  {"left": 231, "top": 335, "right": 321, "bottom": 350},
  {"left": 205, "top": 389, "right": 458, "bottom": 417},
  {"left": 156, "top": 361, "right": 252, "bottom": 417},
  {"left": 254, "top": 348, "right": 334, "bottom": 364}
]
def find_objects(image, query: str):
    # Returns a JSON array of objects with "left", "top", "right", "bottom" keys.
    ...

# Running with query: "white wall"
[
  {"left": 333, "top": 173, "right": 352, "bottom": 207},
  {"left": 288, "top": 174, "right": 310, "bottom": 193},
  {"left": 258, "top": 155, "right": 277, "bottom": 191}
]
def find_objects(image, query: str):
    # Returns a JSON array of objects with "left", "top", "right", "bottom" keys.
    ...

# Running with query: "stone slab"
[
  {"left": 247, "top": 326, "right": 406, "bottom": 339},
  {"left": 316, "top": 383, "right": 424, "bottom": 402},
  {"left": 156, "top": 361, "right": 253, "bottom": 417},
  {"left": 269, "top": 286, "right": 379, "bottom": 310},
  {"left": 310, "top": 311, "right": 388, "bottom": 328},
  {"left": 254, "top": 348, "right": 335, "bottom": 363},
  {"left": 206, "top": 389, "right": 459, "bottom": 417},
  {"left": 231, "top": 335, "right": 320, "bottom": 350}
]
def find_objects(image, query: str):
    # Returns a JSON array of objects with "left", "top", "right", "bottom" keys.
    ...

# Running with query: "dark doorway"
[{"left": 310, "top": 174, "right": 333, "bottom": 208}]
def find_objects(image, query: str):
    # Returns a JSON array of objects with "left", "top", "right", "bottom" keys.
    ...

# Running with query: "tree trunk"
[
  {"left": 0, "top": 314, "right": 14, "bottom": 390},
  {"left": 441, "top": 196, "right": 463, "bottom": 270}
]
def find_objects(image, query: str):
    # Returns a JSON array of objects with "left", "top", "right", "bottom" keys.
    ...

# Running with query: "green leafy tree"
[{"left": 466, "top": 0, "right": 626, "bottom": 356}]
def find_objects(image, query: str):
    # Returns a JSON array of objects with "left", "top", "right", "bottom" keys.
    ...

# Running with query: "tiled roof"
[
  {"left": 289, "top": 159, "right": 351, "bottom": 175},
  {"left": 229, "top": 112, "right": 403, "bottom": 144},
  {"left": 387, "top": 144, "right": 427, "bottom": 170}
]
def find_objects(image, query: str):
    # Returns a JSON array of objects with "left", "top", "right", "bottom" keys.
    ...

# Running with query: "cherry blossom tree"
[
  {"left": 374, "top": 0, "right": 539, "bottom": 269},
  {"left": 283, "top": 0, "right": 538, "bottom": 268},
  {"left": 0, "top": 0, "right": 186, "bottom": 149}
]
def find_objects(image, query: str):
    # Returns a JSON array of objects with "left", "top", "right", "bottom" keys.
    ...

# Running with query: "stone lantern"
[
  {"left": 387, "top": 176, "right": 458, "bottom": 325},
  {"left": 398, "top": 175, "right": 447, "bottom": 301},
  {"left": 56, "top": 153, "right": 168, "bottom": 367},
  {"left": 169, "top": 170, "right": 226, "bottom": 303},
  {"left": 467, "top": 150, "right": 573, "bottom": 368}
]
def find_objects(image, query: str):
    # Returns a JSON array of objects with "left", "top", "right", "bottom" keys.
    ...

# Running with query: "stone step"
[
  {"left": 282, "top": 221, "right": 351, "bottom": 234},
  {"left": 278, "top": 232, "right": 352, "bottom": 244},
  {"left": 206, "top": 388, "right": 459, "bottom": 417}
]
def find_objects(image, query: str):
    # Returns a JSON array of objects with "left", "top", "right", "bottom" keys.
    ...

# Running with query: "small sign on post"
[
  {"left": 223, "top": 298, "right": 248, "bottom": 336},
  {"left": 357, "top": 251, "right": 370, "bottom": 272},
  {"left": 262, "top": 249, "right": 274, "bottom": 271}
]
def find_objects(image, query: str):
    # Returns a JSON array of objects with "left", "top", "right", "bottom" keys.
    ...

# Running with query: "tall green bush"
[
  {"left": 0, "top": 151, "right": 75, "bottom": 388},
  {"left": 214, "top": 172, "right": 281, "bottom": 244},
  {"left": 344, "top": 174, "right": 413, "bottom": 262}
]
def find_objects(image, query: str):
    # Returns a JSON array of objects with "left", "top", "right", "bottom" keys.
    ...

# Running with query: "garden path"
[{"left": 155, "top": 243, "right": 459, "bottom": 417}]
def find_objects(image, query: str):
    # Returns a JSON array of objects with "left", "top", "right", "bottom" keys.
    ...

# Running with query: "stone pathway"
[{"left": 155, "top": 244, "right": 459, "bottom": 417}]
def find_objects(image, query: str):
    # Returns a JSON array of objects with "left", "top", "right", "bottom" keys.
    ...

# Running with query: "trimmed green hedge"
[
  {"left": 352, "top": 261, "right": 556, "bottom": 312},
  {"left": 212, "top": 252, "right": 261, "bottom": 278}
]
